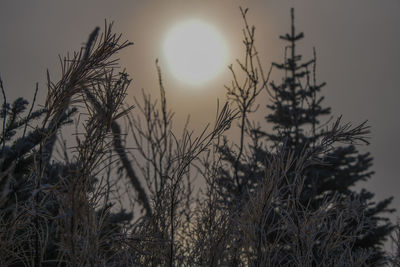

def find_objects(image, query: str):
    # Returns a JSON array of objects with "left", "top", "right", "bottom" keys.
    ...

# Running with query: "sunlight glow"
[{"left": 163, "top": 20, "right": 228, "bottom": 86}]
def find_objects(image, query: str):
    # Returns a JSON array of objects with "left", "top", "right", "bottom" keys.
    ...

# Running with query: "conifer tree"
[
  {"left": 0, "top": 24, "right": 136, "bottom": 265},
  {"left": 217, "top": 7, "right": 393, "bottom": 265},
  {"left": 263, "top": 8, "right": 394, "bottom": 264}
]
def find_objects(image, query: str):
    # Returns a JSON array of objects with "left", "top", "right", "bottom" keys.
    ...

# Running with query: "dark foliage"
[
  {"left": 0, "top": 8, "right": 396, "bottom": 267},
  {"left": 217, "top": 7, "right": 394, "bottom": 266}
]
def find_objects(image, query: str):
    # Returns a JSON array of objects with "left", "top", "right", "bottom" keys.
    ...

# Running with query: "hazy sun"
[{"left": 163, "top": 20, "right": 228, "bottom": 86}]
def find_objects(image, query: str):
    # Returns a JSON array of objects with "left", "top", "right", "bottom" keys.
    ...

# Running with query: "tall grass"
[{"left": 0, "top": 12, "right": 397, "bottom": 267}]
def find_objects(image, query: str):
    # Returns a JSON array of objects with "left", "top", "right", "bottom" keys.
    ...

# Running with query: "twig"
[
  {"left": 0, "top": 76, "right": 6, "bottom": 152},
  {"left": 23, "top": 83, "right": 39, "bottom": 139}
]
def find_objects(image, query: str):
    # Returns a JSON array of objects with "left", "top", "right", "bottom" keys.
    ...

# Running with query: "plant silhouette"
[{"left": 0, "top": 8, "right": 396, "bottom": 267}]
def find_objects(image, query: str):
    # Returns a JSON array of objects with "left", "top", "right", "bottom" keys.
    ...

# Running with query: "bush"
[{"left": 0, "top": 9, "right": 395, "bottom": 267}]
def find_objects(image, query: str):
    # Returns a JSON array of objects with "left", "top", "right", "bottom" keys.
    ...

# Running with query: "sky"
[{"left": 1, "top": 0, "right": 399, "bottom": 233}]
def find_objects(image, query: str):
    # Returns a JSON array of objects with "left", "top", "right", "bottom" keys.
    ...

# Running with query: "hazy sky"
[{"left": 1, "top": 0, "right": 399, "bottom": 229}]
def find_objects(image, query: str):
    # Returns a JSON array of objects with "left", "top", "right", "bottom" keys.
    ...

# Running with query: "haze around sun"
[{"left": 163, "top": 20, "right": 228, "bottom": 87}]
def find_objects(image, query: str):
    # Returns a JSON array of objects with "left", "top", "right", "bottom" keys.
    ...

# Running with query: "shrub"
[{"left": 0, "top": 9, "right": 394, "bottom": 267}]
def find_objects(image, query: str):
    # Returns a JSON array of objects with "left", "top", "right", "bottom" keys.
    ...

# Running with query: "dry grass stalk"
[{"left": 0, "top": 11, "right": 395, "bottom": 267}]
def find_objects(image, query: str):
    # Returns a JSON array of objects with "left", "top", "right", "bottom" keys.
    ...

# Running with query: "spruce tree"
[
  {"left": 216, "top": 7, "right": 394, "bottom": 265},
  {"left": 264, "top": 8, "right": 394, "bottom": 264},
  {"left": 0, "top": 24, "right": 135, "bottom": 265}
]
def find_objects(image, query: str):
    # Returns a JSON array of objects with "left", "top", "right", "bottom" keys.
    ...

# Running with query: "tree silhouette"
[
  {"left": 0, "top": 8, "right": 396, "bottom": 266},
  {"left": 218, "top": 7, "right": 394, "bottom": 265},
  {"left": 266, "top": 8, "right": 394, "bottom": 264}
]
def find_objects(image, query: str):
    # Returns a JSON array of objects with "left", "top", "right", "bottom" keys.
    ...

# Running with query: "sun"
[{"left": 163, "top": 20, "right": 228, "bottom": 86}]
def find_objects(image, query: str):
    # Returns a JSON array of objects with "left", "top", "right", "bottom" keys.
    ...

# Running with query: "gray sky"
[{"left": 1, "top": 0, "right": 399, "bottom": 239}]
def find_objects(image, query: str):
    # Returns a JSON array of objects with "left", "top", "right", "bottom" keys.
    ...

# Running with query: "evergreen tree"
[
  {"left": 0, "top": 24, "right": 135, "bottom": 265},
  {"left": 0, "top": 93, "right": 73, "bottom": 266},
  {"left": 264, "top": 8, "right": 394, "bottom": 264},
  {"left": 217, "top": 7, "right": 394, "bottom": 265}
]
